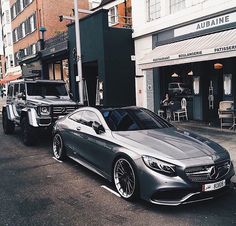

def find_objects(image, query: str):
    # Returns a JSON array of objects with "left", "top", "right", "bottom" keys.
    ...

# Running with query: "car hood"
[
  {"left": 28, "top": 98, "right": 77, "bottom": 106},
  {"left": 112, "top": 127, "right": 228, "bottom": 161}
]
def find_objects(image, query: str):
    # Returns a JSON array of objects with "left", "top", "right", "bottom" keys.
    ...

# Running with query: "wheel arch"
[{"left": 111, "top": 152, "right": 139, "bottom": 182}]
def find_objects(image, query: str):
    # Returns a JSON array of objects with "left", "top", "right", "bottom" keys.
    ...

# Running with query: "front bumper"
[{"left": 137, "top": 159, "right": 235, "bottom": 206}]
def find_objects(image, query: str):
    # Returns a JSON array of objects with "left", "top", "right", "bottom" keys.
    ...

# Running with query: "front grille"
[
  {"left": 52, "top": 105, "right": 77, "bottom": 116},
  {"left": 185, "top": 161, "right": 231, "bottom": 183}
]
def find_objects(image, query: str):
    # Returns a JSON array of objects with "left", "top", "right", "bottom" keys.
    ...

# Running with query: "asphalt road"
[{"left": 0, "top": 120, "right": 236, "bottom": 226}]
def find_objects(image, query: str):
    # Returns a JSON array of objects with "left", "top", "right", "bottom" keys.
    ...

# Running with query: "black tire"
[
  {"left": 2, "top": 109, "right": 15, "bottom": 134},
  {"left": 52, "top": 133, "right": 66, "bottom": 160},
  {"left": 113, "top": 157, "right": 139, "bottom": 201},
  {"left": 21, "top": 117, "right": 36, "bottom": 146}
]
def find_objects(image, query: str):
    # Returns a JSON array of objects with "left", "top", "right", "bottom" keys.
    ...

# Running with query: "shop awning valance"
[
  {"left": 0, "top": 72, "right": 22, "bottom": 84},
  {"left": 139, "top": 29, "right": 236, "bottom": 70}
]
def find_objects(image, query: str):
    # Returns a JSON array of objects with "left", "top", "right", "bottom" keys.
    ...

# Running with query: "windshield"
[
  {"left": 101, "top": 108, "right": 173, "bottom": 131},
  {"left": 27, "top": 82, "right": 68, "bottom": 96}
]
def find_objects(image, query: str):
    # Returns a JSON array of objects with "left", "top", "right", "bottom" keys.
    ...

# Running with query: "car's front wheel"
[
  {"left": 2, "top": 109, "right": 15, "bottom": 134},
  {"left": 21, "top": 117, "right": 36, "bottom": 146},
  {"left": 52, "top": 133, "right": 66, "bottom": 160},
  {"left": 113, "top": 157, "right": 138, "bottom": 201}
]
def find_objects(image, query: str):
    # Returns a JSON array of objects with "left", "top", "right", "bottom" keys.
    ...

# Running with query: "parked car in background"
[
  {"left": 52, "top": 106, "right": 235, "bottom": 205},
  {"left": 2, "top": 79, "right": 79, "bottom": 146},
  {"left": 168, "top": 82, "right": 192, "bottom": 96}
]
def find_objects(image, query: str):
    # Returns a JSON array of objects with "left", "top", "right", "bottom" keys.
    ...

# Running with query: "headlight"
[
  {"left": 40, "top": 106, "right": 50, "bottom": 116},
  {"left": 142, "top": 156, "right": 176, "bottom": 176}
]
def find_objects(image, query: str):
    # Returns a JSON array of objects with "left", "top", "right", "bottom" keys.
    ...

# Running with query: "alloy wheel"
[
  {"left": 114, "top": 158, "right": 136, "bottom": 199},
  {"left": 53, "top": 134, "right": 63, "bottom": 159}
]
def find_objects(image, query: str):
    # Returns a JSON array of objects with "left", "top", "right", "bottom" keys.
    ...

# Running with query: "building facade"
[
  {"left": 132, "top": 0, "right": 236, "bottom": 124},
  {"left": 0, "top": 0, "right": 20, "bottom": 81},
  {"left": 10, "top": 0, "right": 89, "bottom": 67},
  {"left": 95, "top": 0, "right": 132, "bottom": 28},
  {"left": 68, "top": 9, "right": 135, "bottom": 106}
]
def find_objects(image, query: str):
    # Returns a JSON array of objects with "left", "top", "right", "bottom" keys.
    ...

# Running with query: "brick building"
[
  {"left": 9, "top": 0, "right": 89, "bottom": 66},
  {"left": 95, "top": 0, "right": 132, "bottom": 28}
]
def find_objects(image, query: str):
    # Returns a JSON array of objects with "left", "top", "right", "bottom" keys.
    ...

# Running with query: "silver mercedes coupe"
[{"left": 52, "top": 106, "right": 235, "bottom": 205}]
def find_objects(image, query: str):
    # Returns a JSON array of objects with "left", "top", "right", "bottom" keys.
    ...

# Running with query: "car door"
[
  {"left": 16, "top": 83, "right": 26, "bottom": 117},
  {"left": 63, "top": 110, "right": 85, "bottom": 156},
  {"left": 73, "top": 110, "right": 115, "bottom": 175}
]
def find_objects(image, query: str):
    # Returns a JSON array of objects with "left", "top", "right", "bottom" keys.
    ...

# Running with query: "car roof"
[
  {"left": 78, "top": 106, "right": 142, "bottom": 112},
  {"left": 9, "top": 79, "right": 66, "bottom": 84}
]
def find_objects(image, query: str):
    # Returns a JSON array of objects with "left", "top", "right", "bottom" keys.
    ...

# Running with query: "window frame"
[
  {"left": 147, "top": 0, "right": 161, "bottom": 22},
  {"left": 169, "top": 0, "right": 186, "bottom": 14},
  {"left": 108, "top": 5, "right": 118, "bottom": 25}
]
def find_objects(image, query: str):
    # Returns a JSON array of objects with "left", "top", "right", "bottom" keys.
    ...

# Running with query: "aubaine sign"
[{"left": 174, "top": 12, "right": 236, "bottom": 37}]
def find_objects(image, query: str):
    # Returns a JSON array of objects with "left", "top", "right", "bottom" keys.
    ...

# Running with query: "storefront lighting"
[
  {"left": 188, "top": 70, "right": 193, "bottom": 76},
  {"left": 214, "top": 63, "right": 223, "bottom": 70},
  {"left": 171, "top": 73, "right": 179, "bottom": 77}
]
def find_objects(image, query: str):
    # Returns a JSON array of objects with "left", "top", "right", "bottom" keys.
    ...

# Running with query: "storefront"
[
  {"left": 138, "top": 10, "right": 236, "bottom": 124},
  {"left": 68, "top": 9, "right": 135, "bottom": 106}
]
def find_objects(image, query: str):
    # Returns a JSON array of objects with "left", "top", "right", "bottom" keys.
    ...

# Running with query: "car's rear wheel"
[
  {"left": 113, "top": 158, "right": 138, "bottom": 200},
  {"left": 2, "top": 109, "right": 15, "bottom": 134},
  {"left": 21, "top": 117, "right": 36, "bottom": 146},
  {"left": 53, "top": 133, "right": 66, "bottom": 160}
]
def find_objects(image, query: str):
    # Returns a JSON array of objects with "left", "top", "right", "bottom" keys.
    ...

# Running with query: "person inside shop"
[{"left": 160, "top": 93, "right": 173, "bottom": 120}]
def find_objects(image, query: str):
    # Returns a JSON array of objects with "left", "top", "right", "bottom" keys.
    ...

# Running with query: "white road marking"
[
  {"left": 101, "top": 185, "right": 121, "bottom": 197},
  {"left": 52, "top": 157, "right": 62, "bottom": 163}
]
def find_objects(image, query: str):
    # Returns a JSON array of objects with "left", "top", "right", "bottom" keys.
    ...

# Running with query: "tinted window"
[
  {"left": 101, "top": 108, "right": 172, "bottom": 131},
  {"left": 8, "top": 85, "right": 13, "bottom": 97},
  {"left": 19, "top": 83, "right": 25, "bottom": 93},
  {"left": 13, "top": 84, "right": 19, "bottom": 96},
  {"left": 27, "top": 82, "right": 68, "bottom": 96},
  {"left": 80, "top": 111, "right": 101, "bottom": 127},
  {"left": 69, "top": 111, "right": 83, "bottom": 123}
]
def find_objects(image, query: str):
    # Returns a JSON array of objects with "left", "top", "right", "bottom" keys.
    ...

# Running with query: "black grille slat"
[{"left": 52, "top": 106, "right": 77, "bottom": 116}]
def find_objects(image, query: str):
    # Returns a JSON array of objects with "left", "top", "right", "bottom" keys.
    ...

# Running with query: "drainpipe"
[{"left": 124, "top": 0, "right": 127, "bottom": 25}]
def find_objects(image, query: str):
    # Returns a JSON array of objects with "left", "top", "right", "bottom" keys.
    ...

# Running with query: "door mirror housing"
[
  {"left": 92, "top": 121, "right": 105, "bottom": 134},
  {"left": 17, "top": 92, "right": 26, "bottom": 100}
]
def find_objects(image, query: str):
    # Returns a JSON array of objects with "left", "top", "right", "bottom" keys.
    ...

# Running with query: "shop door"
[
  {"left": 206, "top": 71, "right": 223, "bottom": 124},
  {"left": 83, "top": 62, "right": 98, "bottom": 106}
]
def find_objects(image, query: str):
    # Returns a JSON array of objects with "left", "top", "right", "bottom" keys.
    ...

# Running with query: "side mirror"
[
  {"left": 17, "top": 92, "right": 26, "bottom": 100},
  {"left": 69, "top": 92, "right": 74, "bottom": 99},
  {"left": 92, "top": 121, "right": 105, "bottom": 134}
]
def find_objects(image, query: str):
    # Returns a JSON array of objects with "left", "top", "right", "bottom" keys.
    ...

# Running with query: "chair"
[
  {"left": 218, "top": 101, "right": 234, "bottom": 129},
  {"left": 158, "top": 109, "right": 164, "bottom": 118},
  {"left": 173, "top": 98, "right": 188, "bottom": 121}
]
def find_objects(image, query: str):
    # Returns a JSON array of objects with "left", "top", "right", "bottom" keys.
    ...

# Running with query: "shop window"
[
  {"left": 170, "top": 0, "right": 185, "bottom": 14},
  {"left": 193, "top": 76, "right": 200, "bottom": 95},
  {"left": 223, "top": 74, "right": 232, "bottom": 96},
  {"left": 147, "top": 0, "right": 161, "bottom": 21}
]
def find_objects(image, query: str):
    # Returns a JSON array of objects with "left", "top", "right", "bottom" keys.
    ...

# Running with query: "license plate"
[{"left": 202, "top": 179, "right": 226, "bottom": 192}]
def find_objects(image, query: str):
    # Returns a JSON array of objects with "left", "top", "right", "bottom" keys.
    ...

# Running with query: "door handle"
[{"left": 76, "top": 126, "right": 81, "bottom": 131}]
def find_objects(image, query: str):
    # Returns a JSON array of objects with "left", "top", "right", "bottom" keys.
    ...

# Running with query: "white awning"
[{"left": 139, "top": 29, "right": 236, "bottom": 70}]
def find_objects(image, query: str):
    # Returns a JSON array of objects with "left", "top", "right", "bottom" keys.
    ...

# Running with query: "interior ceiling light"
[
  {"left": 188, "top": 70, "right": 193, "bottom": 76},
  {"left": 214, "top": 63, "right": 223, "bottom": 70},
  {"left": 171, "top": 73, "right": 179, "bottom": 77}
]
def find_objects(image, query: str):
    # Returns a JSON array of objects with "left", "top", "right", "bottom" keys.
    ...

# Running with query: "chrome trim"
[{"left": 150, "top": 192, "right": 201, "bottom": 206}]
